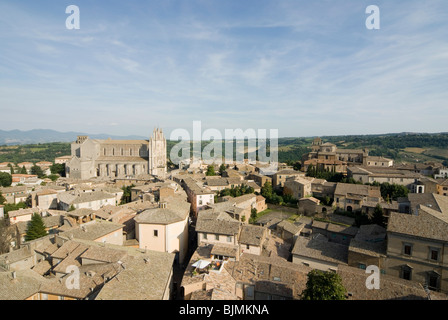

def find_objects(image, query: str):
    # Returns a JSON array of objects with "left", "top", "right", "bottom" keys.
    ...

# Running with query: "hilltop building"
[{"left": 66, "top": 128, "right": 167, "bottom": 180}]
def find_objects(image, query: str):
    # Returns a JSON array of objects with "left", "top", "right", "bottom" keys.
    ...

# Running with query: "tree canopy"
[
  {"left": 206, "top": 165, "right": 216, "bottom": 176},
  {"left": 0, "top": 172, "right": 12, "bottom": 187},
  {"left": 25, "top": 213, "right": 48, "bottom": 241},
  {"left": 301, "top": 269, "right": 347, "bottom": 300}
]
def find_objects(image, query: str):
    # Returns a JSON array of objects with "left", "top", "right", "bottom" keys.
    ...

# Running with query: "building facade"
[{"left": 66, "top": 128, "right": 167, "bottom": 180}]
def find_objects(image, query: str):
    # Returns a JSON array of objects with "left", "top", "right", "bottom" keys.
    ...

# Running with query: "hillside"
[
  {"left": 1, "top": 132, "right": 447, "bottom": 166},
  {"left": 0, "top": 129, "right": 147, "bottom": 145}
]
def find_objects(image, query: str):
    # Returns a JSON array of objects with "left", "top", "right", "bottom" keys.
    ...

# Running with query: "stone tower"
[{"left": 148, "top": 127, "right": 167, "bottom": 177}]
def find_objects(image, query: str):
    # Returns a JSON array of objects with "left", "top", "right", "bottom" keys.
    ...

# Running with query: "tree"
[
  {"left": 25, "top": 213, "right": 48, "bottom": 241},
  {"left": 249, "top": 208, "right": 258, "bottom": 224},
  {"left": 30, "top": 165, "right": 45, "bottom": 178},
  {"left": 379, "top": 182, "right": 408, "bottom": 201},
  {"left": 0, "top": 172, "right": 12, "bottom": 187},
  {"left": 371, "top": 204, "right": 386, "bottom": 228},
  {"left": 48, "top": 174, "right": 59, "bottom": 182},
  {"left": 120, "top": 184, "right": 135, "bottom": 204},
  {"left": 0, "top": 192, "right": 5, "bottom": 205},
  {"left": 261, "top": 181, "right": 273, "bottom": 200},
  {"left": 219, "top": 164, "right": 226, "bottom": 176},
  {"left": 50, "top": 163, "right": 66, "bottom": 177},
  {"left": 301, "top": 269, "right": 347, "bottom": 300},
  {"left": 8, "top": 163, "right": 14, "bottom": 175},
  {"left": 206, "top": 165, "right": 216, "bottom": 176},
  {"left": 20, "top": 166, "right": 27, "bottom": 174}
]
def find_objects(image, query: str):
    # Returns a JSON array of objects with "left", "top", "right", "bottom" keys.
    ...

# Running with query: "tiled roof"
[
  {"left": 337, "top": 265, "right": 447, "bottom": 300},
  {"left": 238, "top": 225, "right": 266, "bottom": 246},
  {"left": 59, "top": 220, "right": 124, "bottom": 242},
  {"left": 291, "top": 236, "right": 348, "bottom": 265},
  {"left": 387, "top": 208, "right": 448, "bottom": 242},
  {"left": 0, "top": 269, "right": 44, "bottom": 300},
  {"left": 134, "top": 199, "right": 190, "bottom": 225},
  {"left": 195, "top": 210, "right": 240, "bottom": 236},
  {"left": 276, "top": 220, "right": 303, "bottom": 235}
]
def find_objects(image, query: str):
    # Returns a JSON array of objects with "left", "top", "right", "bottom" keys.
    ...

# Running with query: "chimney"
[
  {"left": 160, "top": 202, "right": 167, "bottom": 209},
  {"left": 11, "top": 271, "right": 16, "bottom": 279}
]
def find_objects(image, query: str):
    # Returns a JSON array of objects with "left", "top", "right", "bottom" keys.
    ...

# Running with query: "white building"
[
  {"left": 134, "top": 197, "right": 190, "bottom": 264},
  {"left": 58, "top": 190, "right": 116, "bottom": 211}
]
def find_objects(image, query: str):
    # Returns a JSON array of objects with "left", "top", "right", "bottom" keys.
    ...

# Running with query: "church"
[{"left": 66, "top": 128, "right": 167, "bottom": 180}]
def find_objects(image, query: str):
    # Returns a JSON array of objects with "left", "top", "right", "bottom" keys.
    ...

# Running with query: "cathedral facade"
[{"left": 66, "top": 128, "right": 167, "bottom": 180}]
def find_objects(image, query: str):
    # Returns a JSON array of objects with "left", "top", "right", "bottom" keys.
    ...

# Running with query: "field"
[
  {"left": 1, "top": 133, "right": 448, "bottom": 167},
  {"left": 0, "top": 143, "right": 71, "bottom": 164},
  {"left": 403, "top": 147, "right": 426, "bottom": 154}
]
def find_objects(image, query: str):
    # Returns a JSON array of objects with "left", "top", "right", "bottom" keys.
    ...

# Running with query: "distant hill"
[{"left": 0, "top": 129, "right": 147, "bottom": 145}]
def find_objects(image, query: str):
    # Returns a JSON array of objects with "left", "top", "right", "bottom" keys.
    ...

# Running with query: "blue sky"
[{"left": 0, "top": 0, "right": 447, "bottom": 138}]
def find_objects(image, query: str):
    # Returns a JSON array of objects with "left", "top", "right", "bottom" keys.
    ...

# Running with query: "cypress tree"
[{"left": 25, "top": 213, "right": 48, "bottom": 241}]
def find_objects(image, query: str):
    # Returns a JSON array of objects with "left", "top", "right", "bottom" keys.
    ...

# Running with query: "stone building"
[
  {"left": 385, "top": 196, "right": 448, "bottom": 293},
  {"left": 66, "top": 128, "right": 167, "bottom": 180},
  {"left": 301, "top": 137, "right": 368, "bottom": 174}
]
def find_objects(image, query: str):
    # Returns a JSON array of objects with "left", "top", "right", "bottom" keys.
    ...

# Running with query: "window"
[
  {"left": 227, "top": 236, "right": 232, "bottom": 243},
  {"left": 215, "top": 235, "right": 219, "bottom": 241},
  {"left": 403, "top": 243, "right": 413, "bottom": 256},
  {"left": 429, "top": 248, "right": 440, "bottom": 261},
  {"left": 359, "top": 263, "right": 366, "bottom": 270},
  {"left": 428, "top": 272, "right": 440, "bottom": 290},
  {"left": 401, "top": 266, "right": 412, "bottom": 280},
  {"left": 154, "top": 230, "right": 158, "bottom": 237},
  {"left": 203, "top": 233, "right": 207, "bottom": 240},
  {"left": 246, "top": 286, "right": 254, "bottom": 298},
  {"left": 246, "top": 244, "right": 250, "bottom": 250}
]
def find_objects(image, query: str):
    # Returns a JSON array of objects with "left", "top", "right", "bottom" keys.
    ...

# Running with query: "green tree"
[
  {"left": 261, "top": 181, "right": 273, "bottom": 201},
  {"left": 219, "top": 164, "right": 226, "bottom": 176},
  {"left": 371, "top": 204, "right": 386, "bottom": 228},
  {"left": 50, "top": 163, "right": 66, "bottom": 176},
  {"left": 120, "top": 184, "right": 135, "bottom": 204},
  {"left": 0, "top": 192, "right": 5, "bottom": 205},
  {"left": 301, "top": 269, "right": 347, "bottom": 300},
  {"left": 30, "top": 165, "right": 45, "bottom": 178},
  {"left": 206, "top": 165, "right": 216, "bottom": 176},
  {"left": 379, "top": 182, "right": 408, "bottom": 201},
  {"left": 25, "top": 213, "right": 48, "bottom": 241},
  {"left": 20, "top": 166, "right": 27, "bottom": 174},
  {"left": 0, "top": 172, "right": 12, "bottom": 187},
  {"left": 8, "top": 163, "right": 14, "bottom": 175},
  {"left": 47, "top": 174, "right": 59, "bottom": 182}
]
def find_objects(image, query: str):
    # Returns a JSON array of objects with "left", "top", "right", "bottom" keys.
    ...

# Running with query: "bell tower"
[{"left": 149, "top": 127, "right": 167, "bottom": 177}]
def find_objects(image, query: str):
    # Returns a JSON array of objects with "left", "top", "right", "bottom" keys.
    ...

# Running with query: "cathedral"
[{"left": 66, "top": 128, "right": 167, "bottom": 180}]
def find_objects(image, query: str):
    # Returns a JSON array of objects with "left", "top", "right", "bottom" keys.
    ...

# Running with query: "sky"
[{"left": 0, "top": 0, "right": 447, "bottom": 139}]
